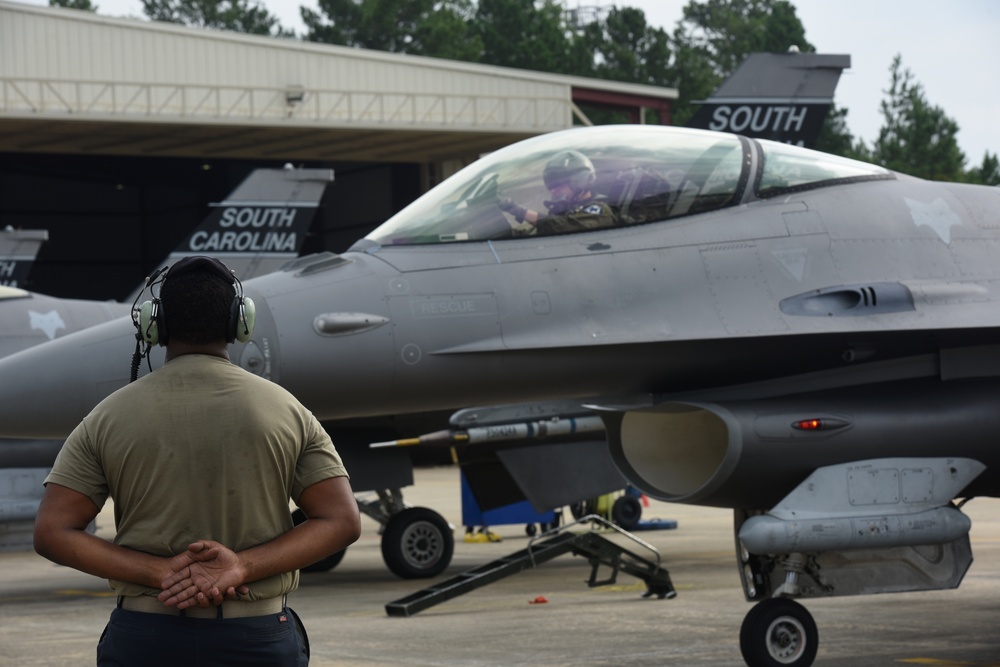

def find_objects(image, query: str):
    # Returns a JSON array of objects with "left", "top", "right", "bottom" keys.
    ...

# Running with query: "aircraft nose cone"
[{"left": 0, "top": 316, "right": 137, "bottom": 438}]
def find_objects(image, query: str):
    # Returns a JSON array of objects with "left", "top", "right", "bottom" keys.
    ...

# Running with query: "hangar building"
[{"left": 0, "top": 0, "right": 676, "bottom": 299}]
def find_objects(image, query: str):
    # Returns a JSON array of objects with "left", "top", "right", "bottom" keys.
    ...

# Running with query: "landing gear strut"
[{"left": 739, "top": 598, "right": 818, "bottom": 667}]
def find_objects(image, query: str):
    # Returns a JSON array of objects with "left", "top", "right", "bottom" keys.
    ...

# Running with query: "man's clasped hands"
[{"left": 157, "top": 541, "right": 252, "bottom": 609}]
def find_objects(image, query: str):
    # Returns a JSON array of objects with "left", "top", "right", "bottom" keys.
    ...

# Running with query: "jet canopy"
[{"left": 364, "top": 125, "right": 890, "bottom": 247}]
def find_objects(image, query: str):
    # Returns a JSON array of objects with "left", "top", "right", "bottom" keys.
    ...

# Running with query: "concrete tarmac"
[{"left": 2, "top": 465, "right": 999, "bottom": 666}]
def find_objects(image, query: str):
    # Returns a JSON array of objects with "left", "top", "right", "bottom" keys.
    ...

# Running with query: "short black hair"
[{"left": 159, "top": 263, "right": 235, "bottom": 344}]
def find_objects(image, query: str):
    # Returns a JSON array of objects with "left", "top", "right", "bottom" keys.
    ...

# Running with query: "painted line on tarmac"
[
  {"left": 897, "top": 659, "right": 1000, "bottom": 666},
  {"left": 54, "top": 589, "right": 116, "bottom": 598}
]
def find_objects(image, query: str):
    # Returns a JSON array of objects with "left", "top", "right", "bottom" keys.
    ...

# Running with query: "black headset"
[{"left": 133, "top": 255, "right": 256, "bottom": 347}]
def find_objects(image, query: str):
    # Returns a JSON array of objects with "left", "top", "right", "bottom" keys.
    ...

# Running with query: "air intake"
[{"left": 779, "top": 282, "right": 914, "bottom": 317}]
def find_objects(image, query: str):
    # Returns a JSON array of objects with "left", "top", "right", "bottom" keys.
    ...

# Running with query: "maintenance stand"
[{"left": 385, "top": 516, "right": 677, "bottom": 617}]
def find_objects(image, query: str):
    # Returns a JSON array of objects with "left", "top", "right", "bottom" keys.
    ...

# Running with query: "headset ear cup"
[
  {"left": 138, "top": 300, "right": 161, "bottom": 346},
  {"left": 236, "top": 296, "right": 256, "bottom": 343}
]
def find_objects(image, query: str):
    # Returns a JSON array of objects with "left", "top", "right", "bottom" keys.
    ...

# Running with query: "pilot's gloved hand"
[
  {"left": 497, "top": 196, "right": 528, "bottom": 223},
  {"left": 544, "top": 199, "right": 571, "bottom": 215}
]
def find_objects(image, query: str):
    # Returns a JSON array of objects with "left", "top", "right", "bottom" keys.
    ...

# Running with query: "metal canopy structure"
[{"left": 0, "top": 0, "right": 676, "bottom": 163}]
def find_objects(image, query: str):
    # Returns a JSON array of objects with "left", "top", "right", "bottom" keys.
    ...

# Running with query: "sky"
[{"left": 18, "top": 0, "right": 1000, "bottom": 163}]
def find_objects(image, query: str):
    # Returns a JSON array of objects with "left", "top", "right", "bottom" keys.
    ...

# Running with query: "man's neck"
[{"left": 165, "top": 340, "right": 230, "bottom": 363}]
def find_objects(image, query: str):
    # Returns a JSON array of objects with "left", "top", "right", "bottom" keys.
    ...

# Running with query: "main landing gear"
[
  {"left": 739, "top": 598, "right": 818, "bottom": 667},
  {"left": 379, "top": 506, "right": 453, "bottom": 579},
  {"left": 295, "top": 489, "right": 455, "bottom": 579}
]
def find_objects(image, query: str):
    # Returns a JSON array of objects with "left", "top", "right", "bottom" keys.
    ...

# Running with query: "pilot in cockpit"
[{"left": 496, "top": 150, "right": 617, "bottom": 235}]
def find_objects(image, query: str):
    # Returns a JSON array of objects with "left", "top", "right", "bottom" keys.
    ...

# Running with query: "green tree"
[
  {"left": 50, "top": 0, "right": 98, "bottom": 10},
  {"left": 303, "top": 0, "right": 481, "bottom": 60},
  {"left": 306, "top": 0, "right": 417, "bottom": 52},
  {"left": 667, "top": 37, "right": 716, "bottom": 128},
  {"left": 813, "top": 103, "right": 864, "bottom": 159},
  {"left": 563, "top": 6, "right": 671, "bottom": 124},
  {"left": 141, "top": 0, "right": 293, "bottom": 37},
  {"left": 670, "top": 0, "right": 811, "bottom": 125},
  {"left": 581, "top": 6, "right": 671, "bottom": 87},
  {"left": 409, "top": 0, "right": 483, "bottom": 61},
  {"left": 871, "top": 55, "right": 965, "bottom": 181},
  {"left": 966, "top": 151, "right": 1000, "bottom": 185},
  {"left": 473, "top": 0, "right": 584, "bottom": 74}
]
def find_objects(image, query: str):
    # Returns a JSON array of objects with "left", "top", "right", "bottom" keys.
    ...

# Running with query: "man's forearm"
[
  {"left": 34, "top": 524, "right": 167, "bottom": 590},
  {"left": 235, "top": 518, "right": 359, "bottom": 585},
  {"left": 238, "top": 476, "right": 361, "bottom": 585},
  {"left": 34, "top": 483, "right": 172, "bottom": 591}
]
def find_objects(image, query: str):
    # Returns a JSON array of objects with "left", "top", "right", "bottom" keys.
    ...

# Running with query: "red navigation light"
[{"left": 794, "top": 419, "right": 823, "bottom": 431}]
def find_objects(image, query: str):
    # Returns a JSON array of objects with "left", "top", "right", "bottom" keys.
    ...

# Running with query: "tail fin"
[
  {"left": 157, "top": 166, "right": 334, "bottom": 283},
  {"left": 687, "top": 52, "right": 851, "bottom": 148},
  {"left": 0, "top": 228, "right": 48, "bottom": 288}
]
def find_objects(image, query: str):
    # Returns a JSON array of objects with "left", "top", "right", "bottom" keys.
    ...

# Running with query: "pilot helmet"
[{"left": 543, "top": 150, "right": 596, "bottom": 195}]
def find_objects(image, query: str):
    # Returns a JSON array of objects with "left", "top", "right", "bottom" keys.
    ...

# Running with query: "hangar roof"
[{"left": 0, "top": 0, "right": 677, "bottom": 163}]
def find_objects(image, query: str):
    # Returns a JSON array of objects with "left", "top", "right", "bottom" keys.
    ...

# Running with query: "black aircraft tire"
[
  {"left": 739, "top": 598, "right": 818, "bottom": 667},
  {"left": 611, "top": 495, "right": 642, "bottom": 530},
  {"left": 292, "top": 509, "right": 347, "bottom": 573},
  {"left": 381, "top": 507, "right": 454, "bottom": 579}
]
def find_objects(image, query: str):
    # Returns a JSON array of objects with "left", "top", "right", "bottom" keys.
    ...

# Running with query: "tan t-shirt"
[{"left": 45, "top": 353, "right": 348, "bottom": 599}]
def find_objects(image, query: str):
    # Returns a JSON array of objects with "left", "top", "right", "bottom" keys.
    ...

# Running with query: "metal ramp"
[{"left": 385, "top": 516, "right": 677, "bottom": 617}]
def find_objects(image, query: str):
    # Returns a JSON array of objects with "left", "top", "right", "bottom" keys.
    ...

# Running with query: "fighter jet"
[
  {"left": 0, "top": 126, "right": 1000, "bottom": 665},
  {"left": 3, "top": 122, "right": 1000, "bottom": 667},
  {"left": 0, "top": 166, "right": 332, "bottom": 551},
  {"left": 0, "top": 47, "right": 852, "bottom": 567}
]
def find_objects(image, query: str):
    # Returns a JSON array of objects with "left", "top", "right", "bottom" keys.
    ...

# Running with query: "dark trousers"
[{"left": 96, "top": 607, "right": 310, "bottom": 666}]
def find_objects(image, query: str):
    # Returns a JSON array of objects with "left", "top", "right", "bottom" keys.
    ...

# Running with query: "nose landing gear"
[{"left": 739, "top": 598, "right": 818, "bottom": 667}]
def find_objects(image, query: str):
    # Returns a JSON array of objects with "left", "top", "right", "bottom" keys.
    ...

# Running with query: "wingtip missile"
[
  {"left": 370, "top": 430, "right": 468, "bottom": 449},
  {"left": 368, "top": 416, "right": 605, "bottom": 449}
]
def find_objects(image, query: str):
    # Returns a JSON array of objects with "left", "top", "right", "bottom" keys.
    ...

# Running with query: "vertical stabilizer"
[
  {"left": 125, "top": 167, "right": 335, "bottom": 302},
  {"left": 160, "top": 167, "right": 334, "bottom": 282},
  {"left": 687, "top": 52, "right": 851, "bottom": 148},
  {"left": 0, "top": 228, "right": 48, "bottom": 288}
]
